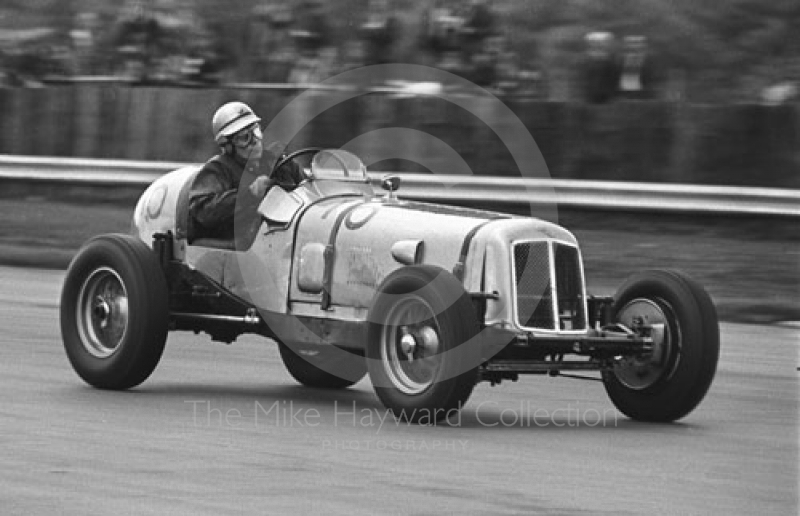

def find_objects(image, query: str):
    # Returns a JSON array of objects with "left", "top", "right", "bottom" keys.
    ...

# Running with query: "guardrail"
[{"left": 1, "top": 155, "right": 798, "bottom": 217}]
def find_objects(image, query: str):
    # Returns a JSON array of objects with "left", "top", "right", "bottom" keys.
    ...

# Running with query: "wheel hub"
[
  {"left": 93, "top": 297, "right": 112, "bottom": 327},
  {"left": 613, "top": 298, "right": 675, "bottom": 390},
  {"left": 382, "top": 296, "right": 443, "bottom": 395},
  {"left": 648, "top": 323, "right": 666, "bottom": 362},
  {"left": 77, "top": 267, "right": 129, "bottom": 358},
  {"left": 399, "top": 326, "right": 439, "bottom": 360},
  {"left": 417, "top": 326, "right": 439, "bottom": 355},
  {"left": 400, "top": 330, "right": 417, "bottom": 357}
]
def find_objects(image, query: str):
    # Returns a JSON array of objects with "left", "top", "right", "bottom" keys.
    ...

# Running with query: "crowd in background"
[
  {"left": 0, "top": 0, "right": 544, "bottom": 97},
  {"left": 0, "top": 0, "right": 796, "bottom": 104},
  {"left": 0, "top": 0, "right": 226, "bottom": 86}
]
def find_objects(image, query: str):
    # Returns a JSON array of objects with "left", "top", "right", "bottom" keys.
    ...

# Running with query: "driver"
[{"left": 188, "top": 101, "right": 299, "bottom": 243}]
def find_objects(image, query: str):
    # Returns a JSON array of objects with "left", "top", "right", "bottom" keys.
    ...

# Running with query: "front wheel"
[
  {"left": 60, "top": 234, "right": 169, "bottom": 390},
  {"left": 366, "top": 266, "right": 480, "bottom": 423},
  {"left": 602, "top": 269, "right": 719, "bottom": 422}
]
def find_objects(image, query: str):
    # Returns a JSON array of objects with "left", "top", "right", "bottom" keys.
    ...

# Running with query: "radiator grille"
[
  {"left": 513, "top": 241, "right": 586, "bottom": 331},
  {"left": 514, "top": 241, "right": 554, "bottom": 329},
  {"left": 554, "top": 244, "right": 586, "bottom": 330}
]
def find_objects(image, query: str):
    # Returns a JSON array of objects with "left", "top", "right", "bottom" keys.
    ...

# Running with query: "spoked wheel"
[
  {"left": 367, "top": 265, "right": 480, "bottom": 423},
  {"left": 60, "top": 234, "right": 169, "bottom": 390},
  {"left": 602, "top": 269, "right": 719, "bottom": 422}
]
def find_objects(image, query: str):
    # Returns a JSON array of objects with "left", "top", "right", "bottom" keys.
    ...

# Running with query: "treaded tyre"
[
  {"left": 60, "top": 234, "right": 169, "bottom": 390},
  {"left": 602, "top": 269, "right": 719, "bottom": 422},
  {"left": 366, "top": 265, "right": 480, "bottom": 423},
  {"left": 279, "top": 343, "right": 366, "bottom": 389}
]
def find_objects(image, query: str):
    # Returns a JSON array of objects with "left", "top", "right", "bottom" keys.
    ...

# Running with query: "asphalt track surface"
[{"left": 1, "top": 266, "right": 797, "bottom": 515}]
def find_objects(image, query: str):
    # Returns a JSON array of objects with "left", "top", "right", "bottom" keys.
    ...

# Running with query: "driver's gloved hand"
[
  {"left": 249, "top": 176, "right": 274, "bottom": 198},
  {"left": 262, "top": 141, "right": 302, "bottom": 186},
  {"left": 274, "top": 158, "right": 302, "bottom": 186}
]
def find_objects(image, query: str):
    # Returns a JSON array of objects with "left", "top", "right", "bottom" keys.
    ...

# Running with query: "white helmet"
[{"left": 212, "top": 101, "right": 261, "bottom": 145}]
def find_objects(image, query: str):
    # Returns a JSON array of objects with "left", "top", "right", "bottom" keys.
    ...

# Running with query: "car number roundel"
[{"left": 344, "top": 205, "right": 377, "bottom": 230}]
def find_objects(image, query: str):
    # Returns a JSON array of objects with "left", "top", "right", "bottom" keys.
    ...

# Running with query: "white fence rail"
[{"left": 1, "top": 155, "right": 798, "bottom": 217}]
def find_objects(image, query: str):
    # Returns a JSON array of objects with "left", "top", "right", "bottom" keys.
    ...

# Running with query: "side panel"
[
  {"left": 182, "top": 195, "right": 368, "bottom": 316},
  {"left": 223, "top": 221, "right": 299, "bottom": 314},
  {"left": 290, "top": 199, "right": 492, "bottom": 311},
  {"left": 289, "top": 197, "right": 371, "bottom": 306},
  {"left": 226, "top": 196, "right": 365, "bottom": 315}
]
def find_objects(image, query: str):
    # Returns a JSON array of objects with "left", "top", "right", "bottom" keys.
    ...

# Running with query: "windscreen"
[{"left": 310, "top": 150, "right": 369, "bottom": 182}]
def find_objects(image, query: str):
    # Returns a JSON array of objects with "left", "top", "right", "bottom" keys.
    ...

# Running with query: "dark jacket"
[
  {"left": 188, "top": 152, "right": 246, "bottom": 241},
  {"left": 188, "top": 143, "right": 302, "bottom": 242}
]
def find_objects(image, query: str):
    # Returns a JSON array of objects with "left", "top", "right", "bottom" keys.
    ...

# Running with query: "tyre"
[
  {"left": 60, "top": 234, "right": 169, "bottom": 390},
  {"left": 278, "top": 343, "right": 366, "bottom": 389},
  {"left": 366, "top": 265, "right": 480, "bottom": 423},
  {"left": 602, "top": 269, "right": 719, "bottom": 422}
]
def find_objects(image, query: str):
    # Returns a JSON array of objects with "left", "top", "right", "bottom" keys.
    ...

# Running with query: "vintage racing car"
[{"left": 60, "top": 148, "right": 719, "bottom": 423}]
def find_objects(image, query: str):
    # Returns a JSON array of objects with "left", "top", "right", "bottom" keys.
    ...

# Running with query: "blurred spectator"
[
  {"left": 283, "top": 0, "right": 336, "bottom": 84},
  {"left": 417, "top": 0, "right": 510, "bottom": 89},
  {"left": 580, "top": 31, "right": 620, "bottom": 104},
  {"left": 288, "top": 46, "right": 338, "bottom": 84},
  {"left": 339, "top": 39, "right": 368, "bottom": 72},
  {"left": 460, "top": 0, "right": 497, "bottom": 60},
  {"left": 247, "top": 3, "right": 295, "bottom": 82},
  {"left": 360, "top": 0, "right": 400, "bottom": 66},
  {"left": 438, "top": 50, "right": 463, "bottom": 74},
  {"left": 469, "top": 42, "right": 498, "bottom": 87},
  {"left": 0, "top": 28, "right": 65, "bottom": 86},
  {"left": 69, "top": 12, "right": 98, "bottom": 75},
  {"left": 2, "top": 50, "right": 49, "bottom": 87},
  {"left": 494, "top": 40, "right": 520, "bottom": 90},
  {"left": 110, "top": 5, "right": 167, "bottom": 81},
  {"left": 467, "top": 33, "right": 508, "bottom": 87},
  {"left": 516, "top": 69, "right": 546, "bottom": 98},
  {"left": 421, "top": 1, "right": 465, "bottom": 55},
  {"left": 488, "top": 36, "right": 544, "bottom": 97},
  {"left": 618, "top": 35, "right": 658, "bottom": 100},
  {"left": 106, "top": 0, "right": 222, "bottom": 84},
  {"left": 290, "top": 0, "right": 331, "bottom": 56}
]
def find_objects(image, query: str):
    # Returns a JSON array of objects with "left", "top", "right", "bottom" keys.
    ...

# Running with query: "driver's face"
[{"left": 232, "top": 125, "right": 263, "bottom": 161}]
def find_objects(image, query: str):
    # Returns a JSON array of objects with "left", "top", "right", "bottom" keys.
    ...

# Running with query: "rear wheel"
[
  {"left": 602, "top": 269, "right": 719, "bottom": 422},
  {"left": 60, "top": 234, "right": 169, "bottom": 390},
  {"left": 367, "top": 266, "right": 480, "bottom": 423}
]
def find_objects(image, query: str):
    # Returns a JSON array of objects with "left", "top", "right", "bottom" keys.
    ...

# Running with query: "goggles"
[{"left": 230, "top": 124, "right": 262, "bottom": 148}]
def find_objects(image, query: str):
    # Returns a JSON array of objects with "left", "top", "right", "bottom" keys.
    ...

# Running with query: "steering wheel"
[{"left": 271, "top": 147, "right": 323, "bottom": 178}]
